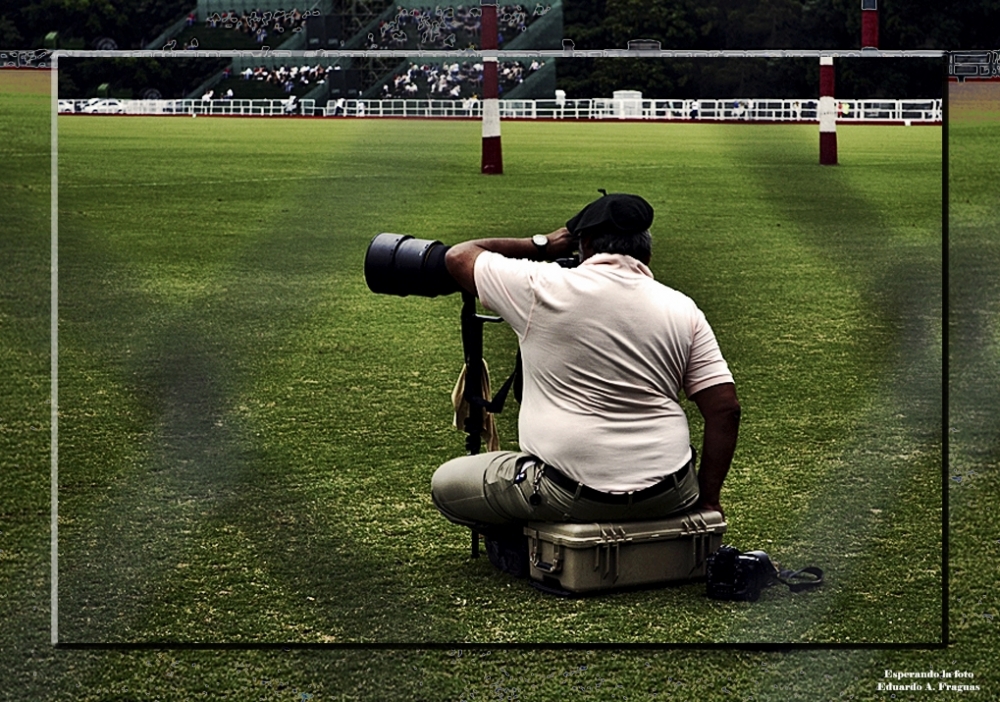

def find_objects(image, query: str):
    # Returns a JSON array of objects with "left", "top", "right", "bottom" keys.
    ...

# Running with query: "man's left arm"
[
  {"left": 444, "top": 227, "right": 577, "bottom": 297},
  {"left": 689, "top": 382, "right": 741, "bottom": 516}
]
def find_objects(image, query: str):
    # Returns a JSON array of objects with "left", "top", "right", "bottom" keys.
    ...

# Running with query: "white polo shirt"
[{"left": 474, "top": 251, "right": 734, "bottom": 493}]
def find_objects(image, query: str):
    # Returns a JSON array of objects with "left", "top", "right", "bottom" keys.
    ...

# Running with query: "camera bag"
[{"left": 522, "top": 509, "right": 726, "bottom": 596}]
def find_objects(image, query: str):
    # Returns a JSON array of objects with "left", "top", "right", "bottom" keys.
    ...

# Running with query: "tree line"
[
  {"left": 6, "top": 0, "right": 997, "bottom": 99},
  {"left": 1, "top": 0, "right": 192, "bottom": 49},
  {"left": 557, "top": 0, "right": 998, "bottom": 99}
]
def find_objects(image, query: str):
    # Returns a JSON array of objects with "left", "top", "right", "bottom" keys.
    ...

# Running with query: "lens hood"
[{"left": 364, "top": 233, "right": 461, "bottom": 298}]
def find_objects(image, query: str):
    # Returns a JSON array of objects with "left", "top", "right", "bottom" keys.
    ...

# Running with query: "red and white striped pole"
[
  {"left": 480, "top": 0, "right": 502, "bottom": 174},
  {"left": 861, "top": 0, "right": 879, "bottom": 49},
  {"left": 819, "top": 56, "right": 837, "bottom": 165}
]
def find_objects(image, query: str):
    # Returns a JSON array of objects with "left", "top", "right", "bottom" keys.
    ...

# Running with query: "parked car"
[{"left": 80, "top": 98, "right": 126, "bottom": 114}]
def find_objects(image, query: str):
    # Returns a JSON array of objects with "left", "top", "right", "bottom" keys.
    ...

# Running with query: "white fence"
[
  {"left": 329, "top": 97, "right": 942, "bottom": 122},
  {"left": 59, "top": 97, "right": 317, "bottom": 116},
  {"left": 59, "top": 97, "right": 942, "bottom": 123}
]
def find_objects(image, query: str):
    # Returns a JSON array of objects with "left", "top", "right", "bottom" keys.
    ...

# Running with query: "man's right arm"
[
  {"left": 689, "top": 382, "right": 741, "bottom": 516},
  {"left": 444, "top": 228, "right": 577, "bottom": 297}
]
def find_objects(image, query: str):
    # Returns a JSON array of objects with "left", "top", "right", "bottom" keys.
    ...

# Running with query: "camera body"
[{"left": 705, "top": 545, "right": 778, "bottom": 601}]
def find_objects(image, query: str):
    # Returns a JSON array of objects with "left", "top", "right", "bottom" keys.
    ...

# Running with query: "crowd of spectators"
[
  {"left": 225, "top": 63, "right": 341, "bottom": 93},
  {"left": 367, "top": 4, "right": 551, "bottom": 51},
  {"left": 383, "top": 59, "right": 544, "bottom": 99},
  {"left": 185, "top": 8, "right": 319, "bottom": 45}
]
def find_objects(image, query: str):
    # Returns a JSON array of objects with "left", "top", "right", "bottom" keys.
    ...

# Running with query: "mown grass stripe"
[
  {"left": 50, "top": 117, "right": 943, "bottom": 645},
  {"left": 714, "top": 122, "right": 943, "bottom": 642}
]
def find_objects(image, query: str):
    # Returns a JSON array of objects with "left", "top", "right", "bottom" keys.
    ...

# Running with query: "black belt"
[{"left": 541, "top": 457, "right": 693, "bottom": 505}]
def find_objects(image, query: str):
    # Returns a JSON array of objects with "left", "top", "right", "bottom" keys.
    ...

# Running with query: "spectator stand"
[
  {"left": 345, "top": 0, "right": 561, "bottom": 53},
  {"left": 197, "top": 0, "right": 332, "bottom": 19},
  {"left": 160, "top": 3, "right": 323, "bottom": 101},
  {"left": 499, "top": 0, "right": 561, "bottom": 53},
  {"left": 188, "top": 55, "right": 358, "bottom": 104},
  {"left": 154, "top": 1, "right": 330, "bottom": 51},
  {"left": 145, "top": 14, "right": 200, "bottom": 50},
  {"left": 352, "top": 0, "right": 560, "bottom": 103},
  {"left": 364, "top": 56, "right": 552, "bottom": 101},
  {"left": 502, "top": 57, "right": 554, "bottom": 99},
  {"left": 174, "top": 4, "right": 339, "bottom": 101}
]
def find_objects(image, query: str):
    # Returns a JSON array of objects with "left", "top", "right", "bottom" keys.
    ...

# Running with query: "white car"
[
  {"left": 57, "top": 100, "right": 77, "bottom": 113},
  {"left": 81, "top": 98, "right": 126, "bottom": 114}
]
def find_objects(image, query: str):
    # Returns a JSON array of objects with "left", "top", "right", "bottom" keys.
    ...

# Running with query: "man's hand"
[
  {"left": 697, "top": 497, "right": 725, "bottom": 517},
  {"left": 544, "top": 227, "right": 578, "bottom": 259}
]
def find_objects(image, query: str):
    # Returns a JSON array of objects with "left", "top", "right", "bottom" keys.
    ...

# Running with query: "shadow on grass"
[
  {"left": 715, "top": 125, "right": 943, "bottom": 643},
  {"left": 55, "top": 118, "right": 946, "bottom": 645},
  {"left": 55, "top": 135, "right": 458, "bottom": 642},
  {"left": 57, "top": 245, "right": 437, "bottom": 642}
]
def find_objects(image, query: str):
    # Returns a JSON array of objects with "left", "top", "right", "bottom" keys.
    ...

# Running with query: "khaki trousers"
[{"left": 430, "top": 451, "right": 700, "bottom": 529}]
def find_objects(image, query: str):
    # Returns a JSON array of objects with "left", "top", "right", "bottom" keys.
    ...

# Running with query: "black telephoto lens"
[{"left": 364, "top": 233, "right": 461, "bottom": 298}]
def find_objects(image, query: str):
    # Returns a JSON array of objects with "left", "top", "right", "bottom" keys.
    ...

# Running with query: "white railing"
[
  {"left": 328, "top": 97, "right": 942, "bottom": 122},
  {"left": 59, "top": 97, "right": 319, "bottom": 116},
  {"left": 59, "top": 97, "right": 942, "bottom": 123}
]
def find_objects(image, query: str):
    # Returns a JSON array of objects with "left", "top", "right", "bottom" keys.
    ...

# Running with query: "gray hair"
[{"left": 588, "top": 229, "right": 652, "bottom": 261}]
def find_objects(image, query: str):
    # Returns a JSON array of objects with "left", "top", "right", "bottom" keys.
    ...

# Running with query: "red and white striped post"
[
  {"left": 861, "top": 0, "right": 879, "bottom": 49},
  {"left": 480, "top": 0, "right": 503, "bottom": 174},
  {"left": 819, "top": 56, "right": 837, "bottom": 165}
]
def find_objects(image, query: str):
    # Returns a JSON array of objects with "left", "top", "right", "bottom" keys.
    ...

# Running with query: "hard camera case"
[{"left": 523, "top": 509, "right": 726, "bottom": 594}]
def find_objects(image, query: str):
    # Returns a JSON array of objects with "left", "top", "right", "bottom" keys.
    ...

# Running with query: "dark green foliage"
[
  {"left": 557, "top": 0, "right": 994, "bottom": 98},
  {"left": 2, "top": 0, "right": 194, "bottom": 49},
  {"left": 558, "top": 0, "right": 954, "bottom": 99},
  {"left": 563, "top": 0, "right": 1000, "bottom": 51},
  {"left": 558, "top": 55, "right": 942, "bottom": 100},
  {"left": 882, "top": 0, "right": 1000, "bottom": 49},
  {"left": 58, "top": 56, "right": 228, "bottom": 99}
]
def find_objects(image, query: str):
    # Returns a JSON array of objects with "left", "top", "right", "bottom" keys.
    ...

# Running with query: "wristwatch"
[{"left": 531, "top": 234, "right": 549, "bottom": 258}]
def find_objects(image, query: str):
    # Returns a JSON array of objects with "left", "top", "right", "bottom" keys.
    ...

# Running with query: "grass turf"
[
  {"left": 49, "top": 115, "right": 942, "bottom": 645},
  {"left": 5, "top": 67, "right": 995, "bottom": 700}
]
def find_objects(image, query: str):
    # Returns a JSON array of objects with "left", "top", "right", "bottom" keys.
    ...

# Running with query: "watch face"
[{"left": 533, "top": 234, "right": 548, "bottom": 247}]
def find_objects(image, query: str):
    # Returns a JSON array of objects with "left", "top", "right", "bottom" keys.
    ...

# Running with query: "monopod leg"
[{"left": 461, "top": 292, "right": 484, "bottom": 559}]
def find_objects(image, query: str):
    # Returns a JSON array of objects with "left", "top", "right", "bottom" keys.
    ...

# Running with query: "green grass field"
[
  {"left": 2, "top": 68, "right": 995, "bottom": 699},
  {"left": 50, "top": 114, "right": 943, "bottom": 646}
]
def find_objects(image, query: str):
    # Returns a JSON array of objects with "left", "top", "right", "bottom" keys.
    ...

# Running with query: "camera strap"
[
  {"left": 775, "top": 566, "right": 824, "bottom": 592},
  {"left": 468, "top": 351, "right": 522, "bottom": 414},
  {"left": 744, "top": 549, "right": 824, "bottom": 593}
]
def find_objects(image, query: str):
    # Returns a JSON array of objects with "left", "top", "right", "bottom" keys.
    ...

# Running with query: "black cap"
[{"left": 566, "top": 193, "right": 654, "bottom": 238}]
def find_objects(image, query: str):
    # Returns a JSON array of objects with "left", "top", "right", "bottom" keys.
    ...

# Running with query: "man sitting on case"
[{"left": 431, "top": 193, "right": 741, "bottom": 537}]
